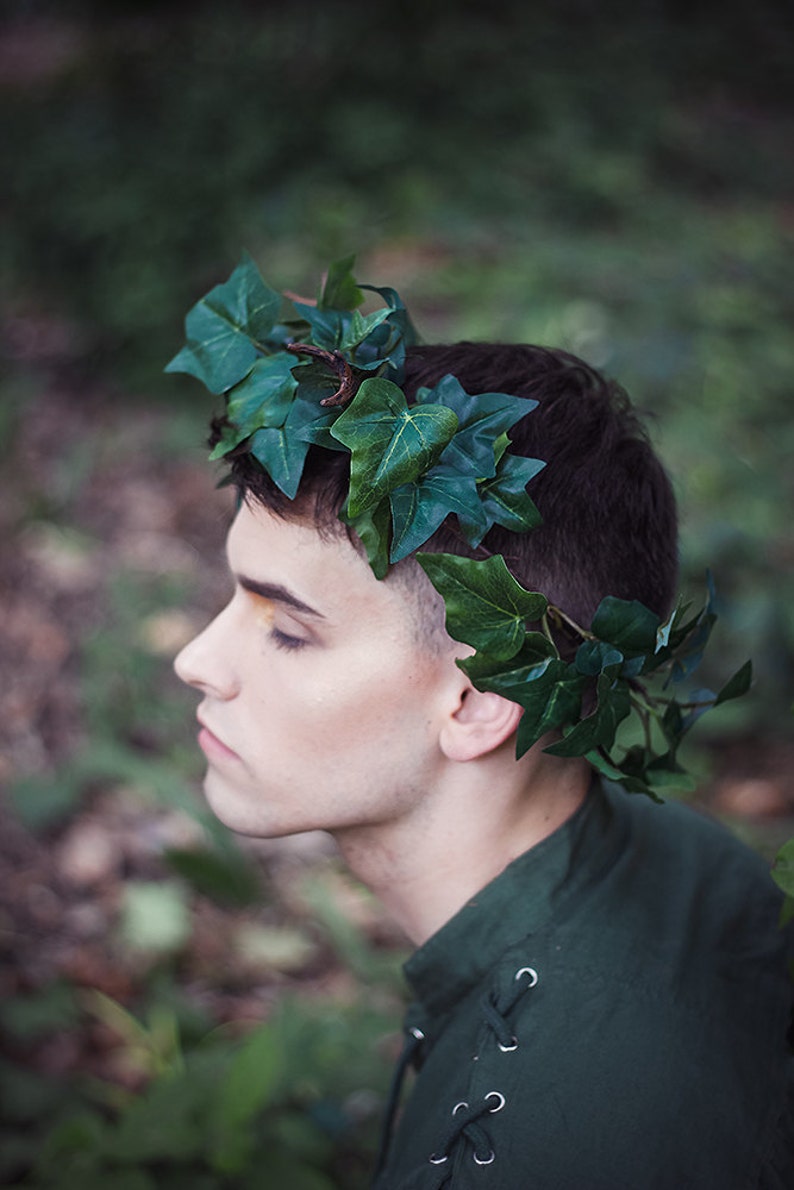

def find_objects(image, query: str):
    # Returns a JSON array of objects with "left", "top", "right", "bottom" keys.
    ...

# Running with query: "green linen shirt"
[{"left": 374, "top": 781, "right": 793, "bottom": 1189}]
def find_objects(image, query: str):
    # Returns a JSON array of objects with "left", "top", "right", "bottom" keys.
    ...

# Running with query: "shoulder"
[
  {"left": 454, "top": 925, "right": 792, "bottom": 1186},
  {"left": 578, "top": 785, "right": 786, "bottom": 965},
  {"left": 490, "top": 792, "right": 794, "bottom": 1187}
]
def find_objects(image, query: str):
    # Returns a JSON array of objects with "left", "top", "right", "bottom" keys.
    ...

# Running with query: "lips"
[{"left": 197, "top": 717, "right": 239, "bottom": 761}]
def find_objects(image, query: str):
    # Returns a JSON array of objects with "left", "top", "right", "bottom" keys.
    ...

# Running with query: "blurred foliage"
[
  {"left": 2, "top": 0, "right": 792, "bottom": 375},
  {"left": 2, "top": 1, "right": 793, "bottom": 1183},
  {"left": 2, "top": 0, "right": 793, "bottom": 719},
  {"left": 1, "top": 989, "right": 392, "bottom": 1189}
]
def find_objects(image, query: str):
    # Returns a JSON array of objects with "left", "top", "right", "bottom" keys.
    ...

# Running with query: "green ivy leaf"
[
  {"left": 619, "top": 654, "right": 646, "bottom": 679},
  {"left": 331, "top": 378, "right": 459, "bottom": 516},
  {"left": 226, "top": 354, "right": 298, "bottom": 429},
  {"left": 248, "top": 427, "right": 305, "bottom": 498},
  {"left": 714, "top": 659, "right": 752, "bottom": 705},
  {"left": 585, "top": 752, "right": 666, "bottom": 800},
  {"left": 208, "top": 420, "right": 246, "bottom": 460},
  {"left": 388, "top": 469, "right": 487, "bottom": 562},
  {"left": 584, "top": 748, "right": 656, "bottom": 799},
  {"left": 165, "top": 254, "right": 281, "bottom": 394},
  {"left": 459, "top": 634, "right": 560, "bottom": 688},
  {"left": 669, "top": 615, "right": 717, "bottom": 682},
  {"left": 319, "top": 255, "right": 364, "bottom": 311},
  {"left": 209, "top": 355, "right": 299, "bottom": 458},
  {"left": 655, "top": 609, "right": 676, "bottom": 652},
  {"left": 246, "top": 394, "right": 338, "bottom": 499},
  {"left": 291, "top": 302, "right": 351, "bottom": 351},
  {"left": 515, "top": 661, "right": 586, "bottom": 756},
  {"left": 591, "top": 596, "right": 661, "bottom": 655},
  {"left": 575, "top": 639, "right": 624, "bottom": 677},
  {"left": 359, "top": 283, "right": 420, "bottom": 370},
  {"left": 645, "top": 766, "right": 696, "bottom": 792},
  {"left": 423, "top": 375, "right": 537, "bottom": 479},
  {"left": 288, "top": 392, "right": 342, "bottom": 447},
  {"left": 662, "top": 598, "right": 698, "bottom": 651},
  {"left": 262, "top": 319, "right": 306, "bottom": 352},
  {"left": 544, "top": 673, "right": 632, "bottom": 757},
  {"left": 679, "top": 686, "right": 717, "bottom": 733},
  {"left": 665, "top": 576, "right": 718, "bottom": 683},
  {"left": 402, "top": 383, "right": 544, "bottom": 547},
  {"left": 460, "top": 649, "right": 583, "bottom": 758},
  {"left": 340, "top": 500, "right": 391, "bottom": 579},
  {"left": 616, "top": 745, "right": 694, "bottom": 794},
  {"left": 417, "top": 553, "right": 547, "bottom": 660},
  {"left": 476, "top": 452, "right": 544, "bottom": 537},
  {"left": 339, "top": 306, "right": 393, "bottom": 351},
  {"left": 660, "top": 685, "right": 722, "bottom": 753}
]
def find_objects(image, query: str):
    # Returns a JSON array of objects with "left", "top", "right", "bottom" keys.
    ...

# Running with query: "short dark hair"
[{"left": 213, "top": 342, "right": 678, "bottom": 628}]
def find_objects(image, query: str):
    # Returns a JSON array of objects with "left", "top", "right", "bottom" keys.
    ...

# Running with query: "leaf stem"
[
  {"left": 627, "top": 685, "right": 661, "bottom": 716},
  {"left": 547, "top": 604, "right": 594, "bottom": 640},
  {"left": 285, "top": 342, "right": 358, "bottom": 405},
  {"left": 632, "top": 696, "right": 654, "bottom": 755}
]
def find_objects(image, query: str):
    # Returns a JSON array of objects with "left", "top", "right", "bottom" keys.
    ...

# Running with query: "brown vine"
[{"left": 285, "top": 342, "right": 359, "bottom": 406}]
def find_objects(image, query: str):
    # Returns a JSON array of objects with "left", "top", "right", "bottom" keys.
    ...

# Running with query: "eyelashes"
[
  {"left": 270, "top": 628, "right": 308, "bottom": 652},
  {"left": 245, "top": 587, "right": 310, "bottom": 651}
]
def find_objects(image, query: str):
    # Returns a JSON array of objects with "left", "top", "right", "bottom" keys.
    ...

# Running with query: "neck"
[{"left": 333, "top": 745, "right": 591, "bottom": 947}]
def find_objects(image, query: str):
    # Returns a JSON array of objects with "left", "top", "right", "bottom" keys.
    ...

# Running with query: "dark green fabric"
[{"left": 374, "top": 782, "right": 794, "bottom": 1189}]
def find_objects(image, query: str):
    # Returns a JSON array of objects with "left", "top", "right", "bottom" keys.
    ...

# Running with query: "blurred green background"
[
  {"left": 4, "top": 0, "right": 793, "bottom": 711},
  {"left": 2, "top": 1, "right": 793, "bottom": 1186}
]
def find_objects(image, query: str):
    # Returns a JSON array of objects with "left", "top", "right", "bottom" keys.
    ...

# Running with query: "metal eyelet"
[
  {"left": 515, "top": 966, "right": 538, "bottom": 987},
  {"left": 428, "top": 1153, "right": 448, "bottom": 1165},
  {"left": 473, "top": 1149, "right": 496, "bottom": 1166},
  {"left": 498, "top": 1036, "right": 518, "bottom": 1052},
  {"left": 409, "top": 1026, "right": 425, "bottom": 1040},
  {"left": 452, "top": 1100, "right": 468, "bottom": 1115},
  {"left": 485, "top": 1090, "right": 505, "bottom": 1112}
]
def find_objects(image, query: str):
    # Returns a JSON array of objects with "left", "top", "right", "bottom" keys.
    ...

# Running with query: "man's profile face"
[{"left": 174, "top": 500, "right": 460, "bottom": 839}]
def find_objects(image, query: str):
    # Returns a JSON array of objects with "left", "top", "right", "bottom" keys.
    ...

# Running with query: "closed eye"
[{"left": 271, "top": 627, "right": 309, "bottom": 651}]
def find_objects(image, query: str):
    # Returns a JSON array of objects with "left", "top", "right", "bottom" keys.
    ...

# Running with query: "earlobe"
[{"left": 439, "top": 686, "right": 523, "bottom": 762}]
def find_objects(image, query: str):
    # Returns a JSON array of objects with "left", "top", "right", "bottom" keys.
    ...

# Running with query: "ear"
[{"left": 439, "top": 684, "right": 523, "bottom": 762}]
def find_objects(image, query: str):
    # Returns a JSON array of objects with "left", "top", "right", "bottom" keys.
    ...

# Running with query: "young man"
[{"left": 172, "top": 271, "right": 792, "bottom": 1188}]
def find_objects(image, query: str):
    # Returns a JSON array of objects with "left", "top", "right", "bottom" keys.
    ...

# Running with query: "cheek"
[
  {"left": 246, "top": 631, "right": 443, "bottom": 747},
  {"left": 307, "top": 658, "right": 434, "bottom": 742}
]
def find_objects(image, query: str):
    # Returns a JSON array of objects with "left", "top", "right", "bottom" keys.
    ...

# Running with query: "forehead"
[{"left": 226, "top": 499, "right": 425, "bottom": 633}]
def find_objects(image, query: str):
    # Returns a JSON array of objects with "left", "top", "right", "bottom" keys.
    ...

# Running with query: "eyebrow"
[{"left": 235, "top": 575, "right": 326, "bottom": 619}]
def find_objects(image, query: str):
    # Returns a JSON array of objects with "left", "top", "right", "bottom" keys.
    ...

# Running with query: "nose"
[{"left": 174, "top": 605, "right": 240, "bottom": 699}]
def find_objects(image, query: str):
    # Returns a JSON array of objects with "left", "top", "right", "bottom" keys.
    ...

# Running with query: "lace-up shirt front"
[{"left": 374, "top": 781, "right": 793, "bottom": 1189}]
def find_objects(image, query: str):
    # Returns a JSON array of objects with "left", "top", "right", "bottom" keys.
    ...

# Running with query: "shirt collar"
[{"left": 403, "top": 779, "right": 625, "bottom": 1018}]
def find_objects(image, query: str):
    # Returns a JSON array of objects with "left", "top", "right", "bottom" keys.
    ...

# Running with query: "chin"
[{"left": 201, "top": 778, "right": 310, "bottom": 840}]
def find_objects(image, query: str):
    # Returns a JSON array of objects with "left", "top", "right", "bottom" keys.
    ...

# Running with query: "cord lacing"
[
  {"left": 374, "top": 1020, "right": 426, "bottom": 1180},
  {"left": 428, "top": 1091, "right": 506, "bottom": 1167},
  {"left": 480, "top": 994, "right": 518, "bottom": 1051},
  {"left": 373, "top": 966, "right": 538, "bottom": 1185},
  {"left": 480, "top": 965, "right": 538, "bottom": 1053}
]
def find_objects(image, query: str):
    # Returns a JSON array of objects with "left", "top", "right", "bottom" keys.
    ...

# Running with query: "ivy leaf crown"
[{"left": 168, "top": 253, "right": 752, "bottom": 802}]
